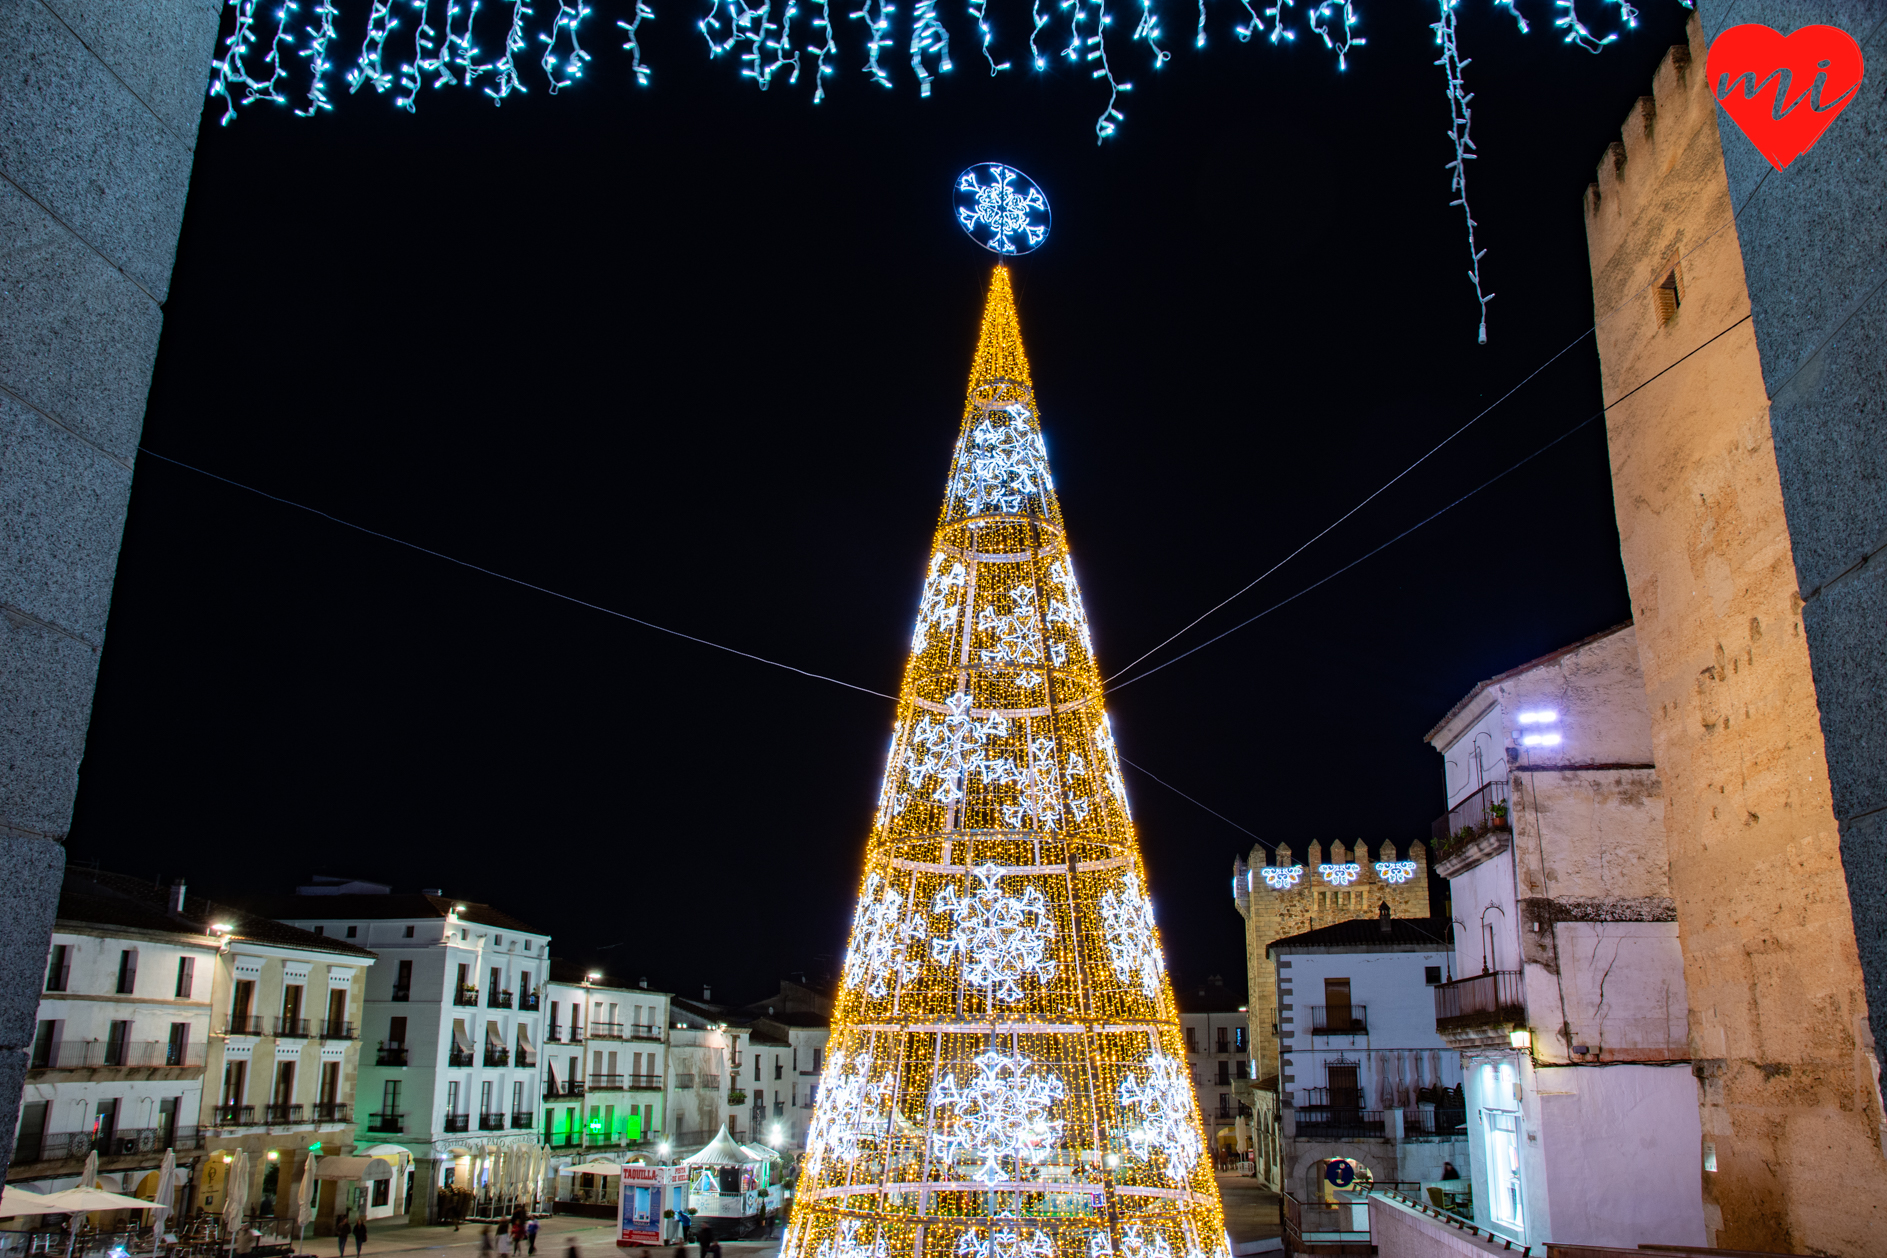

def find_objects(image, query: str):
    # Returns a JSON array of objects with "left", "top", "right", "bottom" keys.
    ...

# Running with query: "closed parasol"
[{"left": 223, "top": 1150, "right": 250, "bottom": 1256}]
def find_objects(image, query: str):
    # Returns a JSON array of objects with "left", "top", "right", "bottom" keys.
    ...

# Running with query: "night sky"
[{"left": 68, "top": 0, "right": 1694, "bottom": 1000}]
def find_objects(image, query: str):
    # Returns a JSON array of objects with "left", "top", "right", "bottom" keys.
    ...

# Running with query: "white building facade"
[
  {"left": 1268, "top": 909, "right": 1466, "bottom": 1196},
  {"left": 12, "top": 878, "right": 222, "bottom": 1198},
  {"left": 542, "top": 962, "right": 670, "bottom": 1155},
  {"left": 1175, "top": 977, "right": 1248, "bottom": 1165},
  {"left": 1425, "top": 623, "right": 1705, "bottom": 1249},
  {"left": 266, "top": 888, "right": 549, "bottom": 1223},
  {"left": 741, "top": 1014, "right": 828, "bottom": 1151}
]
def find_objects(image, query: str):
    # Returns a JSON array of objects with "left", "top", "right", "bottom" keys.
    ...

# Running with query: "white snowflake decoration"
[
  {"left": 1046, "top": 557, "right": 1093, "bottom": 657},
  {"left": 1259, "top": 865, "right": 1303, "bottom": 890},
  {"left": 958, "top": 1223, "right": 1055, "bottom": 1258},
  {"left": 842, "top": 874, "right": 926, "bottom": 997},
  {"left": 932, "top": 864, "right": 1058, "bottom": 1001},
  {"left": 978, "top": 584, "right": 1047, "bottom": 671},
  {"left": 1117, "top": 1051, "right": 1201, "bottom": 1179},
  {"left": 1319, "top": 863, "right": 1361, "bottom": 886},
  {"left": 954, "top": 164, "right": 1051, "bottom": 256},
  {"left": 1097, "top": 871, "right": 1164, "bottom": 999},
  {"left": 807, "top": 1051, "right": 896, "bottom": 1164},
  {"left": 931, "top": 1048, "right": 1065, "bottom": 1183},
  {"left": 817, "top": 1220, "right": 890, "bottom": 1258},
  {"left": 951, "top": 404, "right": 1052, "bottom": 517},
  {"left": 1090, "top": 1228, "right": 1174, "bottom": 1258},
  {"left": 902, "top": 691, "right": 1013, "bottom": 808},
  {"left": 1001, "top": 736, "right": 1065, "bottom": 831},
  {"left": 1374, "top": 860, "right": 1418, "bottom": 885},
  {"left": 913, "top": 553, "right": 969, "bottom": 653}
]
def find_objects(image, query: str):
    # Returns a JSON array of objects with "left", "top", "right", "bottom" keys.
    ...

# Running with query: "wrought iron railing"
[
  {"left": 320, "top": 1020, "right": 356, "bottom": 1040},
  {"left": 31, "top": 1040, "right": 207, "bottom": 1069},
  {"left": 1294, "top": 1107, "right": 1387, "bottom": 1139},
  {"left": 377, "top": 1045, "right": 409, "bottom": 1066},
  {"left": 1432, "top": 779, "right": 1512, "bottom": 843},
  {"left": 588, "top": 1022, "right": 625, "bottom": 1039},
  {"left": 479, "top": 1112, "right": 508, "bottom": 1131},
  {"left": 629, "top": 1024, "right": 661, "bottom": 1040},
  {"left": 488, "top": 990, "right": 514, "bottom": 1009},
  {"left": 10, "top": 1127, "right": 204, "bottom": 1164},
  {"left": 264, "top": 1103, "right": 304, "bottom": 1124},
  {"left": 1310, "top": 1005, "right": 1368, "bottom": 1034},
  {"left": 454, "top": 985, "right": 481, "bottom": 1007},
  {"left": 222, "top": 1016, "right": 265, "bottom": 1036},
  {"left": 213, "top": 1104, "right": 257, "bottom": 1126},
  {"left": 449, "top": 1046, "right": 475, "bottom": 1067},
  {"left": 274, "top": 1018, "right": 312, "bottom": 1038},
  {"left": 484, "top": 1047, "right": 511, "bottom": 1067},
  {"left": 1433, "top": 970, "right": 1525, "bottom": 1026},
  {"left": 443, "top": 1114, "right": 470, "bottom": 1132},
  {"left": 626, "top": 1073, "right": 662, "bottom": 1090},
  {"left": 588, "top": 1073, "right": 624, "bottom": 1090},
  {"left": 367, "top": 1111, "right": 405, "bottom": 1133}
]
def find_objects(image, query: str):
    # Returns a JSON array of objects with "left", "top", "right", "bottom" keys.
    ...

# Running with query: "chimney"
[
  {"left": 1378, "top": 901, "right": 1393, "bottom": 934},
  {"left": 703, "top": 984, "right": 711, "bottom": 1001},
  {"left": 168, "top": 878, "right": 187, "bottom": 914},
  {"left": 639, "top": 977, "right": 648, "bottom": 989}
]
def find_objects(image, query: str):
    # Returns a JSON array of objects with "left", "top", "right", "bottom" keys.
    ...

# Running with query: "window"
[
  {"left": 232, "top": 979, "right": 256, "bottom": 1024},
  {"left": 1216, "top": 1060, "right": 1230, "bottom": 1085},
  {"left": 525, "top": 940, "right": 532, "bottom": 951},
  {"left": 45, "top": 945, "right": 69, "bottom": 992},
  {"left": 1235, "top": 1058, "right": 1247, "bottom": 1080},
  {"left": 404, "top": 925, "right": 415, "bottom": 938},
  {"left": 1215, "top": 1026, "right": 1228, "bottom": 1053},
  {"left": 480, "top": 1081, "right": 493, "bottom": 1113},
  {"left": 31, "top": 1020, "right": 57, "bottom": 1069},
  {"left": 114, "top": 950, "right": 137, "bottom": 994},
  {"left": 447, "top": 1081, "right": 461, "bottom": 1115},
  {"left": 176, "top": 956, "right": 196, "bottom": 999},
  {"left": 394, "top": 960, "right": 412, "bottom": 1000},
  {"left": 775, "top": 1057, "right": 784, "bottom": 1080},
  {"left": 1485, "top": 1109, "right": 1524, "bottom": 1229},
  {"left": 1425, "top": 966, "right": 1443, "bottom": 985},
  {"left": 313, "top": 926, "right": 325, "bottom": 936},
  {"left": 223, "top": 1059, "right": 248, "bottom": 1105},
  {"left": 382, "top": 1079, "right": 402, "bottom": 1116},
  {"left": 813, "top": 1047, "right": 822, "bottom": 1071},
  {"left": 754, "top": 1055, "right": 761, "bottom": 1081},
  {"left": 1325, "top": 978, "right": 1353, "bottom": 1028},
  {"left": 345, "top": 926, "right": 358, "bottom": 938},
  {"left": 513, "top": 1080, "right": 524, "bottom": 1112},
  {"left": 282, "top": 983, "right": 304, "bottom": 1027},
  {"left": 371, "top": 1178, "right": 390, "bottom": 1208},
  {"left": 1326, "top": 1061, "right": 1360, "bottom": 1109},
  {"left": 167, "top": 1022, "right": 191, "bottom": 1066},
  {"left": 274, "top": 1060, "right": 296, "bottom": 1105},
  {"left": 495, "top": 935, "right": 503, "bottom": 946},
  {"left": 320, "top": 1061, "right": 340, "bottom": 1105},
  {"left": 388, "top": 1016, "right": 408, "bottom": 1047},
  {"left": 1655, "top": 267, "right": 1681, "bottom": 323},
  {"left": 327, "top": 988, "right": 348, "bottom": 1031},
  {"left": 1184, "top": 1025, "right": 1197, "bottom": 1052}
]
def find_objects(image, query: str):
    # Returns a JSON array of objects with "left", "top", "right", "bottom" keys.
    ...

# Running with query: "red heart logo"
[{"left": 1707, "top": 24, "right": 1866, "bottom": 170}]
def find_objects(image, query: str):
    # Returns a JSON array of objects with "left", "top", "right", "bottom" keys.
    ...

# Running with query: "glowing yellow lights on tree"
[{"left": 789, "top": 267, "right": 1229, "bottom": 1258}]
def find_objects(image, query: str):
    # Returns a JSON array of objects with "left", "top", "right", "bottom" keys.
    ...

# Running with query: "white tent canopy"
[
  {"left": 681, "top": 1126, "right": 761, "bottom": 1167},
  {"left": 561, "top": 1162, "right": 626, "bottom": 1177}
]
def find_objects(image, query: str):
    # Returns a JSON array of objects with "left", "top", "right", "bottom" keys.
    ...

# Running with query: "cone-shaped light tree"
[{"left": 786, "top": 268, "right": 1229, "bottom": 1258}]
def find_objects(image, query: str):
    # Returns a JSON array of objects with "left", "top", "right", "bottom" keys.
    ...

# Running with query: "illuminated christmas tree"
[{"left": 785, "top": 266, "right": 1229, "bottom": 1258}]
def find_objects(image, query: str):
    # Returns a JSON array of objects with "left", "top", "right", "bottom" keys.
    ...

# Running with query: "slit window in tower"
[{"left": 1656, "top": 267, "right": 1682, "bottom": 323}]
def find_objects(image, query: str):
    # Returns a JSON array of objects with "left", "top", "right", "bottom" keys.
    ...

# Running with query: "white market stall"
[
  {"left": 615, "top": 1166, "right": 688, "bottom": 1248},
  {"left": 679, "top": 1127, "right": 767, "bottom": 1222}
]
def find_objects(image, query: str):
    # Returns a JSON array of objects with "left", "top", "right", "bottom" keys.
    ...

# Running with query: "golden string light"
[{"left": 789, "top": 267, "right": 1230, "bottom": 1258}]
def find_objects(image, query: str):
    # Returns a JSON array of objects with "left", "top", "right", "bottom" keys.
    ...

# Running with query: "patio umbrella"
[
  {"left": 296, "top": 1151, "right": 318, "bottom": 1244},
  {"left": 0, "top": 1187, "right": 50, "bottom": 1219},
  {"left": 79, "top": 1149, "right": 99, "bottom": 1189},
  {"left": 36, "top": 1189, "right": 160, "bottom": 1212},
  {"left": 223, "top": 1150, "right": 250, "bottom": 1258},
  {"left": 151, "top": 1148, "right": 179, "bottom": 1246}
]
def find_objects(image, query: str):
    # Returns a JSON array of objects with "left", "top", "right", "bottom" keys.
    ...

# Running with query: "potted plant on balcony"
[
  {"left": 728, "top": 1089, "right": 747, "bottom": 1106},
  {"left": 1488, "top": 801, "right": 1510, "bottom": 830}
]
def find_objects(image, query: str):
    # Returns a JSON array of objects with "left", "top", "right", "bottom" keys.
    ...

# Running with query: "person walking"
[
  {"left": 498, "top": 1224, "right": 514, "bottom": 1257},
  {"left": 480, "top": 1226, "right": 496, "bottom": 1258},
  {"left": 526, "top": 1218, "right": 540, "bottom": 1255},
  {"left": 700, "top": 1228, "right": 721, "bottom": 1258},
  {"left": 336, "top": 1216, "right": 350, "bottom": 1258},
  {"left": 353, "top": 1220, "right": 368, "bottom": 1257}
]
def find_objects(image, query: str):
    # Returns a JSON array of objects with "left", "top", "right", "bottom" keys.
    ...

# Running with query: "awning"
[
  {"left": 681, "top": 1125, "right": 761, "bottom": 1167},
  {"left": 485, "top": 1021, "right": 505, "bottom": 1046},
  {"left": 312, "top": 1157, "right": 394, "bottom": 1182},
  {"left": 452, "top": 1021, "right": 473, "bottom": 1053},
  {"left": 518, "top": 1023, "right": 535, "bottom": 1052},
  {"left": 561, "top": 1162, "right": 626, "bottom": 1177}
]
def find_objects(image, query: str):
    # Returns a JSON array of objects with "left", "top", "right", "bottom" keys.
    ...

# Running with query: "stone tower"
[{"left": 1232, "top": 840, "right": 1430, "bottom": 1085}]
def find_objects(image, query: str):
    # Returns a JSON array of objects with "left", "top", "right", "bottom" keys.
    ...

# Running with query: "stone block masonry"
[
  {"left": 0, "top": 0, "right": 225, "bottom": 1165},
  {"left": 1583, "top": 10, "right": 1885, "bottom": 1252}
]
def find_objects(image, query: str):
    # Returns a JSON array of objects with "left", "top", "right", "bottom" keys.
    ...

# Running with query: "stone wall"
[
  {"left": 0, "top": 0, "right": 222, "bottom": 1163},
  {"left": 1234, "top": 842, "right": 1431, "bottom": 1084},
  {"left": 1693, "top": 0, "right": 1887, "bottom": 1140},
  {"left": 1583, "top": 12, "right": 1885, "bottom": 1250}
]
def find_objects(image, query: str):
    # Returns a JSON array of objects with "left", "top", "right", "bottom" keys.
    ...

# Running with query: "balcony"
[
  {"left": 626, "top": 1074, "right": 661, "bottom": 1091},
  {"left": 454, "top": 985, "right": 481, "bottom": 1007},
  {"left": 488, "top": 989, "right": 514, "bottom": 1009},
  {"left": 1311, "top": 1005, "right": 1368, "bottom": 1035},
  {"left": 11, "top": 1127, "right": 204, "bottom": 1165},
  {"left": 517, "top": 1051, "right": 538, "bottom": 1069},
  {"left": 588, "top": 1022, "right": 624, "bottom": 1040},
  {"left": 546, "top": 1024, "right": 564, "bottom": 1043},
  {"left": 264, "top": 1103, "right": 304, "bottom": 1125},
  {"left": 443, "top": 1114, "right": 470, "bottom": 1133},
  {"left": 629, "top": 1024, "right": 661, "bottom": 1041},
  {"left": 1432, "top": 779, "right": 1512, "bottom": 844},
  {"left": 701, "top": 1073, "right": 721, "bottom": 1090},
  {"left": 484, "top": 1047, "right": 511, "bottom": 1068},
  {"left": 274, "top": 1018, "right": 312, "bottom": 1038},
  {"left": 1433, "top": 970, "right": 1525, "bottom": 1038},
  {"left": 367, "top": 1111, "right": 405, "bottom": 1134},
  {"left": 313, "top": 1102, "right": 350, "bottom": 1123},
  {"left": 544, "top": 1080, "right": 586, "bottom": 1101},
  {"left": 30, "top": 1039, "right": 207, "bottom": 1070},
  {"left": 449, "top": 1046, "right": 475, "bottom": 1068},
  {"left": 1403, "top": 1108, "right": 1467, "bottom": 1137},
  {"left": 588, "top": 1073, "right": 624, "bottom": 1091},
  {"left": 213, "top": 1104, "right": 257, "bottom": 1127},
  {"left": 511, "top": 1111, "right": 535, "bottom": 1129},
  {"left": 320, "top": 1021, "right": 356, "bottom": 1040},
  {"left": 674, "top": 1073, "right": 695, "bottom": 1089},
  {"left": 479, "top": 1112, "right": 508, "bottom": 1131},
  {"left": 1295, "top": 1106, "right": 1387, "bottom": 1140},
  {"left": 221, "top": 1016, "right": 265, "bottom": 1037},
  {"left": 392, "top": 985, "right": 411, "bottom": 1002},
  {"left": 376, "top": 1045, "right": 409, "bottom": 1066},
  {"left": 520, "top": 992, "right": 540, "bottom": 1012}
]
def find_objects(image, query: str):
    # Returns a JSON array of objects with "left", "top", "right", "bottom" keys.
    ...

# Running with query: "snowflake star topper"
[{"left": 954, "top": 164, "right": 1052, "bottom": 256}]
